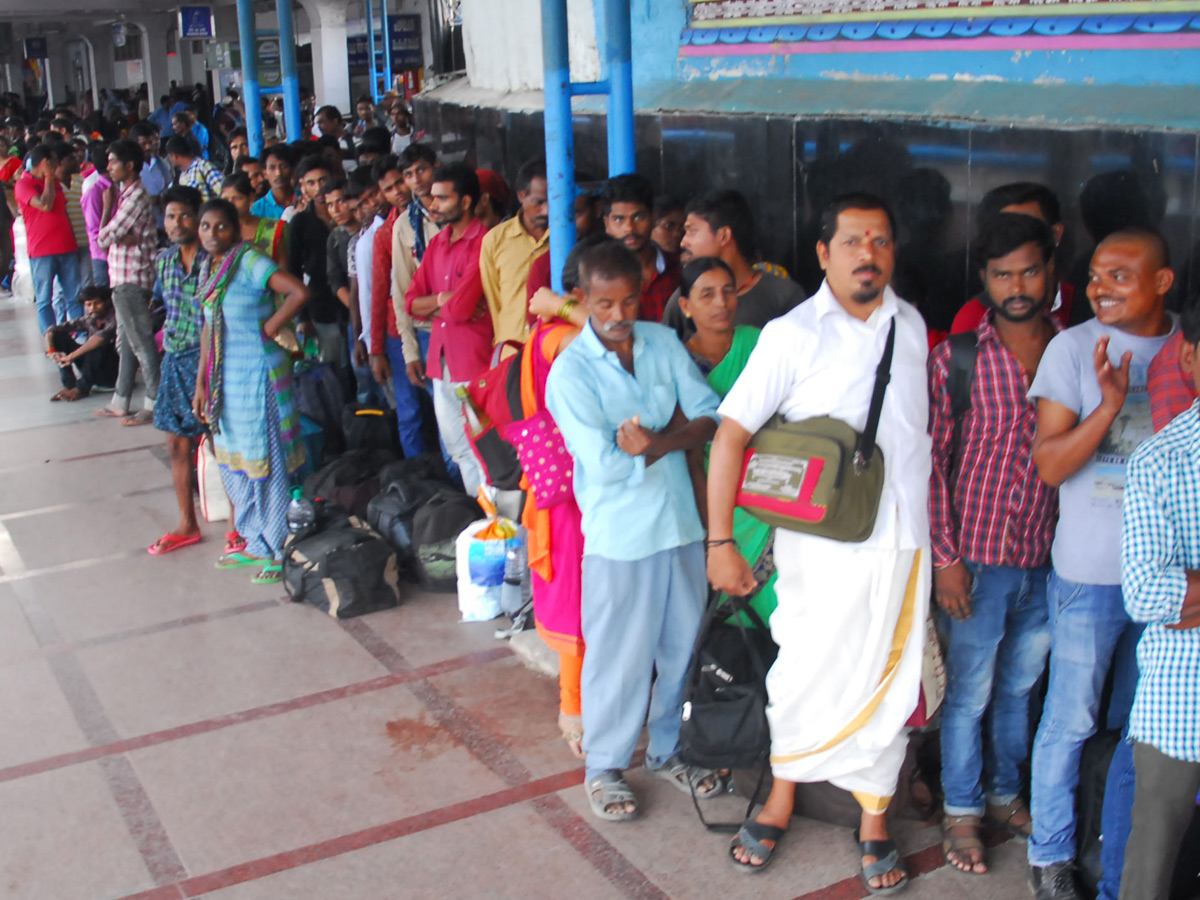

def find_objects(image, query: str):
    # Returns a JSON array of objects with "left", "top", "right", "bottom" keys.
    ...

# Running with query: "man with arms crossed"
[{"left": 546, "top": 241, "right": 725, "bottom": 823}]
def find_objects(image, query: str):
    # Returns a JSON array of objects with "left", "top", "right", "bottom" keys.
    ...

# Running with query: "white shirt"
[
  {"left": 354, "top": 214, "right": 384, "bottom": 341},
  {"left": 718, "top": 280, "right": 932, "bottom": 550}
]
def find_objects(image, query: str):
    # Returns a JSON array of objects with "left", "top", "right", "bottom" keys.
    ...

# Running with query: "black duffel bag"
[
  {"left": 367, "top": 478, "right": 438, "bottom": 580},
  {"left": 679, "top": 587, "right": 777, "bottom": 831},
  {"left": 283, "top": 513, "right": 402, "bottom": 618},
  {"left": 302, "top": 447, "right": 397, "bottom": 518}
]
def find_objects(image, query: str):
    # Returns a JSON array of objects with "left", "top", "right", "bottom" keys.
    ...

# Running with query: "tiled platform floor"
[{"left": 0, "top": 290, "right": 1035, "bottom": 899}]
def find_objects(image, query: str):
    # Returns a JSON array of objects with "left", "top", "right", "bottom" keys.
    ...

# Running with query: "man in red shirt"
[
  {"left": 16, "top": 143, "right": 82, "bottom": 334},
  {"left": 406, "top": 164, "right": 492, "bottom": 498},
  {"left": 599, "top": 173, "right": 678, "bottom": 323},
  {"left": 929, "top": 213, "right": 1060, "bottom": 876}
]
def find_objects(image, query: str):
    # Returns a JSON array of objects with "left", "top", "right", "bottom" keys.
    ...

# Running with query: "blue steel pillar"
[
  {"left": 236, "top": 0, "right": 263, "bottom": 156},
  {"left": 276, "top": 0, "right": 302, "bottom": 143},
  {"left": 604, "top": 0, "right": 635, "bottom": 176},
  {"left": 541, "top": 0, "right": 576, "bottom": 293}
]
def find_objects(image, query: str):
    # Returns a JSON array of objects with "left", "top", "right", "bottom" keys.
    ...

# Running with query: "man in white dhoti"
[{"left": 707, "top": 193, "right": 931, "bottom": 894}]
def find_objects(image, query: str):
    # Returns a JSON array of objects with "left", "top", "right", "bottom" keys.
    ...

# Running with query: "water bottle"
[
  {"left": 500, "top": 526, "right": 527, "bottom": 616},
  {"left": 286, "top": 485, "right": 316, "bottom": 536}
]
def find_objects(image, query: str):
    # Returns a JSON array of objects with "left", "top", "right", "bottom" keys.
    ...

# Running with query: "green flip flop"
[
  {"left": 215, "top": 551, "right": 268, "bottom": 569},
  {"left": 251, "top": 564, "right": 283, "bottom": 585}
]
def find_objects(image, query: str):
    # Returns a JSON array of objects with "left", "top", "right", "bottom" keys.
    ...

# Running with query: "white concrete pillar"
[{"left": 299, "top": 0, "right": 350, "bottom": 113}]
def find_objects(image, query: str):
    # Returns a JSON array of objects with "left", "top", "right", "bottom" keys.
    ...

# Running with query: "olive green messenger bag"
[{"left": 736, "top": 319, "right": 895, "bottom": 543}]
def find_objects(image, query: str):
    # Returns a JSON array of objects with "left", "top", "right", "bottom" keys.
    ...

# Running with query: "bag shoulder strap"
[
  {"left": 519, "top": 324, "right": 573, "bottom": 419},
  {"left": 854, "top": 318, "right": 897, "bottom": 470},
  {"left": 946, "top": 331, "right": 979, "bottom": 463}
]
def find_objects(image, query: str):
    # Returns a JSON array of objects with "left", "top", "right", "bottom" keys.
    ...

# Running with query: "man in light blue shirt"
[
  {"left": 546, "top": 240, "right": 725, "bottom": 823},
  {"left": 131, "top": 123, "right": 169, "bottom": 227}
]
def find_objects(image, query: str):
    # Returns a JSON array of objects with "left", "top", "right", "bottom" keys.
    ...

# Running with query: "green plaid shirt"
[{"left": 154, "top": 245, "right": 207, "bottom": 353}]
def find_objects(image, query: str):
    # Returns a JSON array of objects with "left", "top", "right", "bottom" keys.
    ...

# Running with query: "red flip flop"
[
  {"left": 224, "top": 531, "right": 247, "bottom": 554},
  {"left": 147, "top": 532, "right": 202, "bottom": 555}
]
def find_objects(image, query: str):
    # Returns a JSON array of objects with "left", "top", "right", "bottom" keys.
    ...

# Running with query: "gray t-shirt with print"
[{"left": 1027, "top": 316, "right": 1176, "bottom": 585}]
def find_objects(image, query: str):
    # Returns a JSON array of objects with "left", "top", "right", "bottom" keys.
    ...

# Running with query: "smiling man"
[
  {"left": 546, "top": 239, "right": 725, "bottom": 824},
  {"left": 1024, "top": 228, "right": 1177, "bottom": 900}
]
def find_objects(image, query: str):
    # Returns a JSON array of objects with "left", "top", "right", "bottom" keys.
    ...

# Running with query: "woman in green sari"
[{"left": 680, "top": 256, "right": 777, "bottom": 622}]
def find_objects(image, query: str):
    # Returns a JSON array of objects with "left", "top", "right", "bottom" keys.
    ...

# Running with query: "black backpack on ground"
[
  {"left": 343, "top": 402, "right": 401, "bottom": 454},
  {"left": 378, "top": 452, "right": 453, "bottom": 491},
  {"left": 679, "top": 588, "right": 778, "bottom": 832},
  {"left": 294, "top": 360, "right": 347, "bottom": 455},
  {"left": 302, "top": 448, "right": 398, "bottom": 518},
  {"left": 283, "top": 512, "right": 401, "bottom": 618},
  {"left": 411, "top": 490, "right": 482, "bottom": 592}
]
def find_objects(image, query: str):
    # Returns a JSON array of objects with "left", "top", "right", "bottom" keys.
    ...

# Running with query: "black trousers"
[
  {"left": 50, "top": 331, "right": 119, "bottom": 392},
  {"left": 1119, "top": 740, "right": 1200, "bottom": 900}
]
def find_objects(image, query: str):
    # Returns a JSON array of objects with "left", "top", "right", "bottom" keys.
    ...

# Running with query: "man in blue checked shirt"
[
  {"left": 545, "top": 240, "right": 727, "bottom": 823},
  {"left": 1119, "top": 300, "right": 1200, "bottom": 900}
]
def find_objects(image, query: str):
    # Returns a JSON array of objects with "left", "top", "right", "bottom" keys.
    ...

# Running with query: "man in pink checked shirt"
[
  {"left": 405, "top": 163, "right": 492, "bottom": 499},
  {"left": 95, "top": 139, "right": 160, "bottom": 427}
]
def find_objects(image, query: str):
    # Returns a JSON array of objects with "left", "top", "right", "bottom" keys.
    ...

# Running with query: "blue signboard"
[
  {"left": 388, "top": 14, "right": 423, "bottom": 70},
  {"left": 24, "top": 36, "right": 47, "bottom": 59},
  {"left": 347, "top": 35, "right": 370, "bottom": 75},
  {"left": 178, "top": 6, "right": 215, "bottom": 39}
]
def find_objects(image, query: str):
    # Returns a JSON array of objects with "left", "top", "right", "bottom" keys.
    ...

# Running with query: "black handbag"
[{"left": 679, "top": 587, "right": 778, "bottom": 831}]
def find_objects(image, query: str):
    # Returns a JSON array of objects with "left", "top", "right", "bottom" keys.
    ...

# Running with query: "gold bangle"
[{"left": 557, "top": 298, "right": 577, "bottom": 320}]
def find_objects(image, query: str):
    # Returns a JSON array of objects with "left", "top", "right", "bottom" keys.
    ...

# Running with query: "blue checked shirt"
[
  {"left": 1122, "top": 399, "right": 1200, "bottom": 762},
  {"left": 153, "top": 246, "right": 207, "bottom": 354}
]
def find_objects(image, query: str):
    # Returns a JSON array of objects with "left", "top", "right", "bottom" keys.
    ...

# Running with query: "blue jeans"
[
  {"left": 384, "top": 333, "right": 428, "bottom": 458},
  {"left": 1097, "top": 734, "right": 1135, "bottom": 900},
  {"left": 91, "top": 257, "right": 109, "bottom": 288},
  {"left": 348, "top": 326, "right": 388, "bottom": 407},
  {"left": 29, "top": 252, "right": 82, "bottom": 335},
  {"left": 581, "top": 543, "right": 706, "bottom": 780},
  {"left": 1028, "top": 570, "right": 1143, "bottom": 868},
  {"left": 940, "top": 562, "right": 1051, "bottom": 816}
]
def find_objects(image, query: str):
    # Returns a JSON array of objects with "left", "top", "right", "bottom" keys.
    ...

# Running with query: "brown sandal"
[
  {"left": 985, "top": 799, "right": 1033, "bottom": 837},
  {"left": 942, "top": 814, "right": 987, "bottom": 875}
]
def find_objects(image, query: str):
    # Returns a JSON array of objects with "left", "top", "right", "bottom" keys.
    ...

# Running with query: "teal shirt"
[{"left": 546, "top": 320, "right": 721, "bottom": 561}]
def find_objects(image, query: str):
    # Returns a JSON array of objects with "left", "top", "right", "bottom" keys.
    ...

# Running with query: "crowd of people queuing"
[{"left": 0, "top": 80, "right": 1197, "bottom": 900}]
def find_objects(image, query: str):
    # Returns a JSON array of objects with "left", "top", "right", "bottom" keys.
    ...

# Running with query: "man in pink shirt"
[
  {"left": 405, "top": 164, "right": 492, "bottom": 498},
  {"left": 81, "top": 144, "right": 112, "bottom": 286},
  {"left": 15, "top": 143, "right": 81, "bottom": 334}
]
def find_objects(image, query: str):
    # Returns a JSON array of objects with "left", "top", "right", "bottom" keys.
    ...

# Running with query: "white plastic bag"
[
  {"left": 455, "top": 517, "right": 517, "bottom": 622},
  {"left": 196, "top": 436, "right": 231, "bottom": 522}
]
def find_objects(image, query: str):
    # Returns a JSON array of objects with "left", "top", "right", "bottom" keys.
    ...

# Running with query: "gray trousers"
[
  {"left": 1118, "top": 740, "right": 1200, "bottom": 900},
  {"left": 111, "top": 283, "right": 161, "bottom": 412}
]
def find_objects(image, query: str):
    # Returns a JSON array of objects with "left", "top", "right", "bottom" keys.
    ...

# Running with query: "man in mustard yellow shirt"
[{"left": 479, "top": 157, "right": 548, "bottom": 347}]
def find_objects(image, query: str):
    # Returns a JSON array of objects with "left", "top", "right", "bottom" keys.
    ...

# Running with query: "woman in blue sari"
[{"left": 192, "top": 199, "right": 309, "bottom": 584}]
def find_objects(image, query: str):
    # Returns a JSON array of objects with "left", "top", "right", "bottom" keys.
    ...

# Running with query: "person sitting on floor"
[{"left": 45, "top": 284, "right": 119, "bottom": 402}]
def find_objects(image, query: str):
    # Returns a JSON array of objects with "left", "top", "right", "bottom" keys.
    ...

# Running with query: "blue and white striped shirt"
[{"left": 1122, "top": 399, "right": 1200, "bottom": 762}]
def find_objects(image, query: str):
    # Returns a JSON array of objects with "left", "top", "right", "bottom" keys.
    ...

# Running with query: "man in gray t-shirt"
[
  {"left": 661, "top": 188, "right": 804, "bottom": 340},
  {"left": 1022, "top": 229, "right": 1176, "bottom": 900}
]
